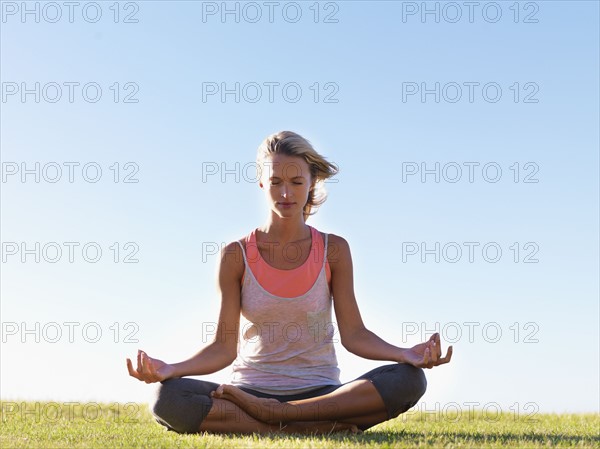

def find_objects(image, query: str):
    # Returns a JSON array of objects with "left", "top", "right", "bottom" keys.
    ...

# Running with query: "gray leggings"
[{"left": 151, "top": 363, "right": 427, "bottom": 434}]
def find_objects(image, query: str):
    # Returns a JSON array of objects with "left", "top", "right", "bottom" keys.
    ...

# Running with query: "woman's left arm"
[{"left": 328, "top": 234, "right": 452, "bottom": 369}]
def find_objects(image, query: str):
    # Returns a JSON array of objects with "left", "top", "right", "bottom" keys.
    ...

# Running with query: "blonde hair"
[{"left": 257, "top": 131, "right": 339, "bottom": 221}]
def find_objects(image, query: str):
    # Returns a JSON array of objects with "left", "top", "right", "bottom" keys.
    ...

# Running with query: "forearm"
[
  {"left": 170, "top": 342, "right": 235, "bottom": 378},
  {"left": 342, "top": 328, "right": 408, "bottom": 363}
]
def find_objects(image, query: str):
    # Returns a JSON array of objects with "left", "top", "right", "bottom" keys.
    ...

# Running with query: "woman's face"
[{"left": 259, "top": 153, "right": 313, "bottom": 219}]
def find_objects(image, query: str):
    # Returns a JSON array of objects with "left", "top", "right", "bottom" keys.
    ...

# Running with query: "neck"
[{"left": 259, "top": 213, "right": 310, "bottom": 243}]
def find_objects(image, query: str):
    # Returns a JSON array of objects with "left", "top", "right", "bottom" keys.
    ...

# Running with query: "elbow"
[
  {"left": 219, "top": 346, "right": 237, "bottom": 367},
  {"left": 223, "top": 343, "right": 238, "bottom": 366},
  {"left": 340, "top": 327, "right": 368, "bottom": 355},
  {"left": 225, "top": 351, "right": 237, "bottom": 366},
  {"left": 340, "top": 335, "right": 358, "bottom": 355},
  {"left": 210, "top": 339, "right": 237, "bottom": 367},
  {"left": 341, "top": 343, "right": 356, "bottom": 355}
]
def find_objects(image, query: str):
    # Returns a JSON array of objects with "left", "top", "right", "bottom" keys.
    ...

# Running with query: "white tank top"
[{"left": 229, "top": 232, "right": 341, "bottom": 394}]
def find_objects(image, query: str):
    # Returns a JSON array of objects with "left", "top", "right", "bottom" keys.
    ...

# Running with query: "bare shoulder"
[
  {"left": 324, "top": 233, "right": 352, "bottom": 268},
  {"left": 218, "top": 240, "right": 245, "bottom": 282}
]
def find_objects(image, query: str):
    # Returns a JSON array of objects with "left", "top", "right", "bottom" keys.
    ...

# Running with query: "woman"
[{"left": 127, "top": 131, "right": 453, "bottom": 435}]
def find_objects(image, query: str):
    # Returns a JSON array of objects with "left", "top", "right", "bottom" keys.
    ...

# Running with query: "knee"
[
  {"left": 151, "top": 379, "right": 176, "bottom": 418},
  {"left": 404, "top": 364, "right": 427, "bottom": 403},
  {"left": 151, "top": 379, "right": 183, "bottom": 430},
  {"left": 151, "top": 378, "right": 210, "bottom": 434},
  {"left": 390, "top": 363, "right": 427, "bottom": 412}
]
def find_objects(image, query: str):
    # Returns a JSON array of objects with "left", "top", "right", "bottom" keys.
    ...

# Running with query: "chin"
[{"left": 274, "top": 210, "right": 299, "bottom": 218}]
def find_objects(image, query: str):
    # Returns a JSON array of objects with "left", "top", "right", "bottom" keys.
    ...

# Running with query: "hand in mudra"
[
  {"left": 126, "top": 350, "right": 175, "bottom": 383},
  {"left": 402, "top": 333, "right": 453, "bottom": 369}
]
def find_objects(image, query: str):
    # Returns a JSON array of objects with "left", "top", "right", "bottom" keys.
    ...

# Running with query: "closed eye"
[{"left": 270, "top": 181, "right": 304, "bottom": 185}]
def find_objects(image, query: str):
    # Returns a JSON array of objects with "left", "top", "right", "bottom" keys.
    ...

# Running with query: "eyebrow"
[{"left": 269, "top": 176, "right": 305, "bottom": 180}]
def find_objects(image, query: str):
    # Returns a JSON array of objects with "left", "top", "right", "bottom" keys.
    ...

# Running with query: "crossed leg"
[
  {"left": 152, "top": 364, "right": 426, "bottom": 434},
  {"left": 152, "top": 377, "right": 363, "bottom": 435},
  {"left": 211, "top": 379, "right": 390, "bottom": 429},
  {"left": 199, "top": 398, "right": 363, "bottom": 435}
]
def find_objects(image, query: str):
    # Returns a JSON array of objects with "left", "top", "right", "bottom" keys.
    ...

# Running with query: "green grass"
[{"left": 1, "top": 401, "right": 598, "bottom": 448}]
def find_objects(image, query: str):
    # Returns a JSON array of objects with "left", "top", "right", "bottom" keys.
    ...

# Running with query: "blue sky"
[{"left": 1, "top": 1, "right": 599, "bottom": 415}]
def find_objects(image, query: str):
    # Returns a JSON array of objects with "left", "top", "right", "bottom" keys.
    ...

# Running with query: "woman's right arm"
[{"left": 127, "top": 241, "right": 243, "bottom": 383}]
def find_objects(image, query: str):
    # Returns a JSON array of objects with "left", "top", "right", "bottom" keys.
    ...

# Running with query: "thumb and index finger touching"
[
  {"left": 126, "top": 349, "right": 152, "bottom": 381},
  {"left": 430, "top": 333, "right": 454, "bottom": 365},
  {"left": 422, "top": 333, "right": 454, "bottom": 367}
]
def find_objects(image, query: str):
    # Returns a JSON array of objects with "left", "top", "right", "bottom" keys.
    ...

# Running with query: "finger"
[
  {"left": 127, "top": 358, "right": 143, "bottom": 380},
  {"left": 147, "top": 357, "right": 159, "bottom": 380},
  {"left": 428, "top": 340, "right": 438, "bottom": 363},
  {"left": 139, "top": 351, "right": 145, "bottom": 371},
  {"left": 425, "top": 341, "right": 437, "bottom": 368},
  {"left": 437, "top": 345, "right": 454, "bottom": 364},
  {"left": 140, "top": 351, "right": 150, "bottom": 375},
  {"left": 423, "top": 347, "right": 430, "bottom": 367},
  {"left": 140, "top": 353, "right": 155, "bottom": 383},
  {"left": 434, "top": 346, "right": 452, "bottom": 365},
  {"left": 435, "top": 333, "right": 443, "bottom": 358},
  {"left": 136, "top": 350, "right": 142, "bottom": 372},
  {"left": 139, "top": 350, "right": 148, "bottom": 375},
  {"left": 146, "top": 361, "right": 157, "bottom": 382}
]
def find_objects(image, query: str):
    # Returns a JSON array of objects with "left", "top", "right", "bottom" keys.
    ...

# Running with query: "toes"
[
  {"left": 211, "top": 384, "right": 226, "bottom": 398},
  {"left": 220, "top": 384, "right": 239, "bottom": 397}
]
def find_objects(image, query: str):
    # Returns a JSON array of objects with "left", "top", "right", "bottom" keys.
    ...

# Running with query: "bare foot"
[{"left": 211, "top": 384, "right": 292, "bottom": 423}]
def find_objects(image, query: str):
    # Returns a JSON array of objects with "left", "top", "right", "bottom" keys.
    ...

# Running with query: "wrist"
[
  {"left": 395, "top": 347, "right": 408, "bottom": 364},
  {"left": 168, "top": 362, "right": 185, "bottom": 379}
]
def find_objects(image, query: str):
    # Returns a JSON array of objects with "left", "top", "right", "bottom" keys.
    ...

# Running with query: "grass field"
[{"left": 1, "top": 401, "right": 598, "bottom": 448}]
